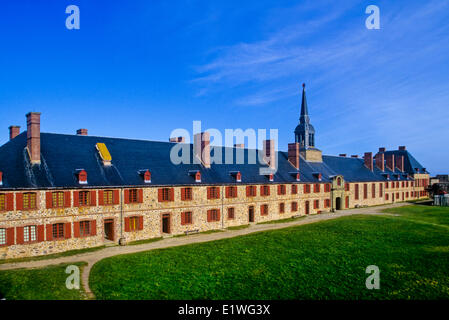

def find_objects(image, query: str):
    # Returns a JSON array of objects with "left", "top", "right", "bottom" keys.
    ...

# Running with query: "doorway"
[
  {"left": 104, "top": 219, "right": 114, "bottom": 241},
  {"left": 336, "top": 197, "right": 342, "bottom": 210},
  {"left": 162, "top": 214, "right": 171, "bottom": 234},
  {"left": 248, "top": 206, "right": 255, "bottom": 222},
  {"left": 305, "top": 201, "right": 310, "bottom": 215}
]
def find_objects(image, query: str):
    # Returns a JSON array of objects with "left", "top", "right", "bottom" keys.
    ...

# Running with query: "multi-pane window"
[
  {"left": 247, "top": 186, "right": 257, "bottom": 197},
  {"left": 226, "top": 186, "right": 237, "bottom": 198},
  {"left": 385, "top": 182, "right": 389, "bottom": 189},
  {"left": 291, "top": 185, "right": 298, "bottom": 194},
  {"left": 279, "top": 203, "right": 285, "bottom": 213},
  {"left": 208, "top": 209, "right": 220, "bottom": 222},
  {"left": 260, "top": 204, "right": 269, "bottom": 216},
  {"left": 103, "top": 190, "right": 114, "bottom": 205},
  {"left": 355, "top": 184, "right": 359, "bottom": 200},
  {"left": 0, "top": 194, "right": 5, "bottom": 211},
  {"left": 363, "top": 184, "right": 368, "bottom": 199},
  {"left": 52, "top": 192, "right": 64, "bottom": 208},
  {"left": 304, "top": 184, "right": 311, "bottom": 194},
  {"left": 291, "top": 202, "right": 298, "bottom": 212},
  {"left": 227, "top": 208, "right": 235, "bottom": 220},
  {"left": 24, "top": 225, "right": 37, "bottom": 242},
  {"left": 278, "top": 185, "right": 286, "bottom": 195},
  {"left": 23, "top": 193, "right": 37, "bottom": 210},
  {"left": 0, "top": 228, "right": 6, "bottom": 245},
  {"left": 379, "top": 184, "right": 383, "bottom": 198},
  {"left": 324, "top": 199, "right": 330, "bottom": 208},
  {"left": 52, "top": 223, "right": 65, "bottom": 239},
  {"left": 182, "top": 211, "right": 193, "bottom": 225},
  {"left": 314, "top": 200, "right": 320, "bottom": 209},
  {"left": 261, "top": 186, "right": 270, "bottom": 196},
  {"left": 79, "top": 191, "right": 90, "bottom": 206},
  {"left": 80, "top": 221, "right": 91, "bottom": 236},
  {"left": 129, "top": 217, "right": 139, "bottom": 231},
  {"left": 161, "top": 188, "right": 171, "bottom": 201},
  {"left": 128, "top": 189, "right": 138, "bottom": 203},
  {"left": 181, "top": 187, "right": 193, "bottom": 201},
  {"left": 207, "top": 187, "right": 220, "bottom": 199},
  {"left": 314, "top": 184, "right": 320, "bottom": 193},
  {"left": 372, "top": 184, "right": 376, "bottom": 198},
  {"left": 324, "top": 184, "right": 331, "bottom": 192}
]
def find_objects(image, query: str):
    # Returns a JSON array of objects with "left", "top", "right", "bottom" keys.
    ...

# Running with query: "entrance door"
[
  {"left": 345, "top": 196, "right": 349, "bottom": 209},
  {"left": 305, "top": 201, "right": 310, "bottom": 215},
  {"left": 162, "top": 214, "right": 171, "bottom": 234},
  {"left": 248, "top": 206, "right": 255, "bottom": 222},
  {"left": 336, "top": 197, "right": 342, "bottom": 210},
  {"left": 104, "top": 219, "right": 114, "bottom": 241}
]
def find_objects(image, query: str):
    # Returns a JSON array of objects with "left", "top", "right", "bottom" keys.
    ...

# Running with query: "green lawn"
[
  {"left": 89, "top": 205, "right": 449, "bottom": 300},
  {"left": 0, "top": 262, "right": 87, "bottom": 300}
]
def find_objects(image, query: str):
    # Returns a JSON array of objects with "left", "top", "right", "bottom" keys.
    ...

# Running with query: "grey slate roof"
[{"left": 0, "top": 132, "right": 427, "bottom": 190}]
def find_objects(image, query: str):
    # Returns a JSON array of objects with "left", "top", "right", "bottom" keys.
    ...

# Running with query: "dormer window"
[
  {"left": 230, "top": 171, "right": 242, "bottom": 182},
  {"left": 289, "top": 172, "right": 300, "bottom": 181},
  {"left": 0, "top": 171, "right": 3, "bottom": 186},
  {"left": 75, "top": 169, "right": 88, "bottom": 185},
  {"left": 313, "top": 172, "right": 322, "bottom": 181},
  {"left": 269, "top": 173, "right": 274, "bottom": 182},
  {"left": 189, "top": 170, "right": 201, "bottom": 183},
  {"left": 138, "top": 170, "right": 151, "bottom": 184},
  {"left": 382, "top": 173, "right": 390, "bottom": 180}
]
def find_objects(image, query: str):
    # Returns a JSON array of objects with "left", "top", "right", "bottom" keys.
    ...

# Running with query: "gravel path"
[{"left": 0, "top": 203, "right": 408, "bottom": 299}]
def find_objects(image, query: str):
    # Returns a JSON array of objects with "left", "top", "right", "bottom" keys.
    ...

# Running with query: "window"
[
  {"left": 24, "top": 225, "right": 37, "bottom": 242},
  {"left": 159, "top": 188, "right": 173, "bottom": 202},
  {"left": 355, "top": 184, "right": 359, "bottom": 200},
  {"left": 181, "top": 187, "right": 193, "bottom": 201},
  {"left": 304, "top": 184, "right": 311, "bottom": 194},
  {"left": 385, "top": 193, "right": 389, "bottom": 200},
  {"left": 324, "top": 199, "right": 330, "bottom": 208},
  {"left": 379, "top": 184, "right": 383, "bottom": 198},
  {"left": 337, "top": 177, "right": 342, "bottom": 186},
  {"left": 314, "top": 200, "right": 320, "bottom": 209},
  {"left": 279, "top": 203, "right": 285, "bottom": 214},
  {"left": 396, "top": 182, "right": 399, "bottom": 188},
  {"left": 207, "top": 187, "right": 220, "bottom": 199},
  {"left": 363, "top": 184, "right": 368, "bottom": 199},
  {"left": 128, "top": 189, "right": 138, "bottom": 203},
  {"left": 260, "top": 204, "right": 269, "bottom": 216},
  {"left": 79, "top": 221, "right": 91, "bottom": 236},
  {"left": 385, "top": 181, "right": 389, "bottom": 189},
  {"left": 129, "top": 216, "right": 139, "bottom": 231},
  {"left": 246, "top": 186, "right": 257, "bottom": 197},
  {"left": 261, "top": 185, "right": 270, "bottom": 196},
  {"left": 52, "top": 223, "right": 65, "bottom": 239},
  {"left": 181, "top": 211, "right": 193, "bottom": 225},
  {"left": 372, "top": 184, "right": 375, "bottom": 198},
  {"left": 103, "top": 190, "right": 114, "bottom": 205},
  {"left": 79, "top": 191, "right": 90, "bottom": 206},
  {"left": 227, "top": 208, "right": 235, "bottom": 220},
  {"left": 23, "top": 192, "right": 37, "bottom": 210},
  {"left": 0, "top": 194, "right": 5, "bottom": 211},
  {"left": 0, "top": 228, "right": 6, "bottom": 245},
  {"left": 226, "top": 186, "right": 237, "bottom": 198},
  {"left": 314, "top": 184, "right": 320, "bottom": 193},
  {"left": 291, "top": 202, "right": 298, "bottom": 212},
  {"left": 344, "top": 183, "right": 350, "bottom": 192},
  {"left": 52, "top": 192, "right": 64, "bottom": 208},
  {"left": 291, "top": 184, "right": 298, "bottom": 195},
  {"left": 278, "top": 185, "right": 286, "bottom": 195},
  {"left": 207, "top": 209, "right": 220, "bottom": 222},
  {"left": 324, "top": 184, "right": 331, "bottom": 192}
]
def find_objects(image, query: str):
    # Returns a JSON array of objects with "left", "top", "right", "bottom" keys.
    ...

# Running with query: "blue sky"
[{"left": 0, "top": 0, "right": 448, "bottom": 174}]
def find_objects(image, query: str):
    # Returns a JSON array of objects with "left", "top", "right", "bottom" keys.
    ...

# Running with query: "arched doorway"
[
  {"left": 336, "top": 197, "right": 342, "bottom": 210},
  {"left": 305, "top": 201, "right": 310, "bottom": 215}
]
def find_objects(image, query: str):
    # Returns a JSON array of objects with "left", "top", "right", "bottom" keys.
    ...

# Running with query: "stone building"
[{"left": 0, "top": 85, "right": 430, "bottom": 259}]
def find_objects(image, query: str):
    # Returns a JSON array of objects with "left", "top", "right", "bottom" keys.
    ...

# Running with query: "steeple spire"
[
  {"left": 300, "top": 83, "right": 309, "bottom": 124},
  {"left": 294, "top": 82, "right": 315, "bottom": 148}
]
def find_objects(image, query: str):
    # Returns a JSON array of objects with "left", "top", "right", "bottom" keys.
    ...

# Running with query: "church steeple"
[
  {"left": 300, "top": 83, "right": 310, "bottom": 124},
  {"left": 294, "top": 83, "right": 315, "bottom": 148}
]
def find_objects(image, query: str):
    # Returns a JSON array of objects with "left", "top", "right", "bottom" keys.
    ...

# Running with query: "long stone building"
[{"left": 0, "top": 85, "right": 430, "bottom": 259}]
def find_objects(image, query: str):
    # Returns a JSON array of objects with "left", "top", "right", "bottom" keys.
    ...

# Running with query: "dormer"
[
  {"left": 138, "top": 170, "right": 151, "bottom": 184},
  {"left": 313, "top": 172, "right": 322, "bottom": 181},
  {"left": 289, "top": 172, "right": 300, "bottom": 182},
  {"left": 75, "top": 169, "right": 88, "bottom": 185},
  {"left": 230, "top": 171, "right": 242, "bottom": 182},
  {"left": 266, "top": 173, "right": 274, "bottom": 182},
  {"left": 0, "top": 171, "right": 3, "bottom": 186},
  {"left": 189, "top": 170, "right": 201, "bottom": 183},
  {"left": 382, "top": 173, "right": 390, "bottom": 180}
]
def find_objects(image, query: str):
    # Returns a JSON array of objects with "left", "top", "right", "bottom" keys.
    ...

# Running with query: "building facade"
[{"left": 0, "top": 87, "right": 430, "bottom": 259}]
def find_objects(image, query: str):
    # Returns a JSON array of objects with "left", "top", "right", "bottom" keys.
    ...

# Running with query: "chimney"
[
  {"left": 288, "top": 143, "right": 300, "bottom": 169},
  {"left": 194, "top": 132, "right": 210, "bottom": 168},
  {"left": 26, "top": 112, "right": 41, "bottom": 165},
  {"left": 375, "top": 152, "right": 385, "bottom": 171},
  {"left": 351, "top": 155, "right": 358, "bottom": 158},
  {"left": 398, "top": 146, "right": 406, "bottom": 151},
  {"left": 379, "top": 147, "right": 386, "bottom": 153},
  {"left": 396, "top": 155, "right": 404, "bottom": 172},
  {"left": 9, "top": 126, "right": 20, "bottom": 140},
  {"left": 234, "top": 143, "right": 244, "bottom": 148},
  {"left": 263, "top": 139, "right": 276, "bottom": 169},
  {"left": 170, "top": 136, "right": 185, "bottom": 143},
  {"left": 339, "top": 154, "right": 347, "bottom": 157},
  {"left": 364, "top": 152, "right": 373, "bottom": 171},
  {"left": 386, "top": 154, "right": 395, "bottom": 171},
  {"left": 77, "top": 129, "right": 88, "bottom": 136}
]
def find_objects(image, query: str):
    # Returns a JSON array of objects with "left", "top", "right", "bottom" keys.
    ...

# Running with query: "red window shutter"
[
  {"left": 246, "top": 186, "right": 250, "bottom": 197},
  {"left": 113, "top": 190, "right": 120, "bottom": 205},
  {"left": 65, "top": 223, "right": 72, "bottom": 239},
  {"left": 124, "top": 189, "right": 130, "bottom": 204},
  {"left": 64, "top": 191, "right": 71, "bottom": 208},
  {"left": 138, "top": 189, "right": 143, "bottom": 203},
  {"left": 91, "top": 220, "right": 97, "bottom": 236},
  {"left": 6, "top": 228, "right": 14, "bottom": 246},
  {"left": 207, "top": 210, "right": 211, "bottom": 222},
  {"left": 74, "top": 222, "right": 80, "bottom": 238},
  {"left": 181, "top": 212, "right": 185, "bottom": 225},
  {"left": 158, "top": 189, "right": 163, "bottom": 202},
  {"left": 16, "top": 226, "right": 24, "bottom": 245},
  {"left": 46, "top": 224, "right": 53, "bottom": 241},
  {"left": 138, "top": 216, "right": 143, "bottom": 230},
  {"left": 207, "top": 188, "right": 211, "bottom": 200},
  {"left": 16, "top": 193, "right": 23, "bottom": 210},
  {"left": 37, "top": 225, "right": 45, "bottom": 242},
  {"left": 98, "top": 190, "right": 104, "bottom": 206},
  {"left": 73, "top": 191, "right": 79, "bottom": 207},
  {"left": 169, "top": 188, "right": 174, "bottom": 201},
  {"left": 181, "top": 189, "right": 185, "bottom": 201},
  {"left": 46, "top": 192, "right": 53, "bottom": 209},
  {"left": 89, "top": 191, "right": 96, "bottom": 206},
  {"left": 217, "top": 209, "right": 220, "bottom": 221},
  {"left": 6, "top": 193, "right": 14, "bottom": 211},
  {"left": 124, "top": 217, "right": 130, "bottom": 232}
]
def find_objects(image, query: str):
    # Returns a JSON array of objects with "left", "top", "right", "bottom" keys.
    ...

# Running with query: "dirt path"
[{"left": 0, "top": 203, "right": 408, "bottom": 299}]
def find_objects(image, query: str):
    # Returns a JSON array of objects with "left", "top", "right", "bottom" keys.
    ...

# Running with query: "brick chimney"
[
  {"left": 375, "top": 152, "right": 385, "bottom": 171},
  {"left": 398, "top": 146, "right": 406, "bottom": 151},
  {"left": 396, "top": 155, "right": 404, "bottom": 172},
  {"left": 26, "top": 112, "right": 41, "bottom": 165},
  {"left": 386, "top": 154, "right": 395, "bottom": 171},
  {"left": 77, "top": 129, "right": 88, "bottom": 136},
  {"left": 9, "top": 126, "right": 20, "bottom": 140},
  {"left": 263, "top": 139, "right": 276, "bottom": 169},
  {"left": 364, "top": 152, "right": 373, "bottom": 171},
  {"left": 288, "top": 143, "right": 300, "bottom": 169},
  {"left": 170, "top": 136, "right": 185, "bottom": 143},
  {"left": 194, "top": 132, "right": 210, "bottom": 168}
]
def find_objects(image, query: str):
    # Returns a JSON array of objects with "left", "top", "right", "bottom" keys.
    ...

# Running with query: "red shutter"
[
  {"left": 6, "top": 193, "right": 14, "bottom": 211},
  {"left": 138, "top": 189, "right": 143, "bottom": 203},
  {"left": 124, "top": 217, "right": 130, "bottom": 232},
  {"left": 181, "top": 212, "right": 185, "bottom": 225},
  {"left": 169, "top": 188, "right": 174, "bottom": 201},
  {"left": 74, "top": 222, "right": 80, "bottom": 238},
  {"left": 277, "top": 185, "right": 281, "bottom": 195},
  {"left": 98, "top": 190, "right": 104, "bottom": 206},
  {"left": 37, "top": 225, "right": 45, "bottom": 242},
  {"left": 46, "top": 192, "right": 53, "bottom": 209},
  {"left": 217, "top": 209, "right": 220, "bottom": 221},
  {"left": 91, "top": 220, "right": 97, "bottom": 236},
  {"left": 65, "top": 223, "right": 71, "bottom": 239},
  {"left": 181, "top": 189, "right": 185, "bottom": 201},
  {"left": 16, "top": 193, "right": 23, "bottom": 210},
  {"left": 46, "top": 224, "right": 53, "bottom": 241},
  {"left": 113, "top": 190, "right": 120, "bottom": 205},
  {"left": 138, "top": 216, "right": 143, "bottom": 230},
  {"left": 207, "top": 210, "right": 211, "bottom": 222},
  {"left": 207, "top": 188, "right": 211, "bottom": 200},
  {"left": 124, "top": 189, "right": 130, "bottom": 204},
  {"left": 89, "top": 191, "right": 96, "bottom": 206},
  {"left": 246, "top": 186, "right": 250, "bottom": 197},
  {"left": 158, "top": 189, "right": 163, "bottom": 202},
  {"left": 64, "top": 191, "right": 71, "bottom": 208},
  {"left": 73, "top": 191, "right": 79, "bottom": 207},
  {"left": 16, "top": 226, "right": 24, "bottom": 245},
  {"left": 6, "top": 228, "right": 14, "bottom": 246}
]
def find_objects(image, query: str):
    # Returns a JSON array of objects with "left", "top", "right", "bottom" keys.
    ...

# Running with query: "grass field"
[{"left": 89, "top": 205, "right": 449, "bottom": 300}]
